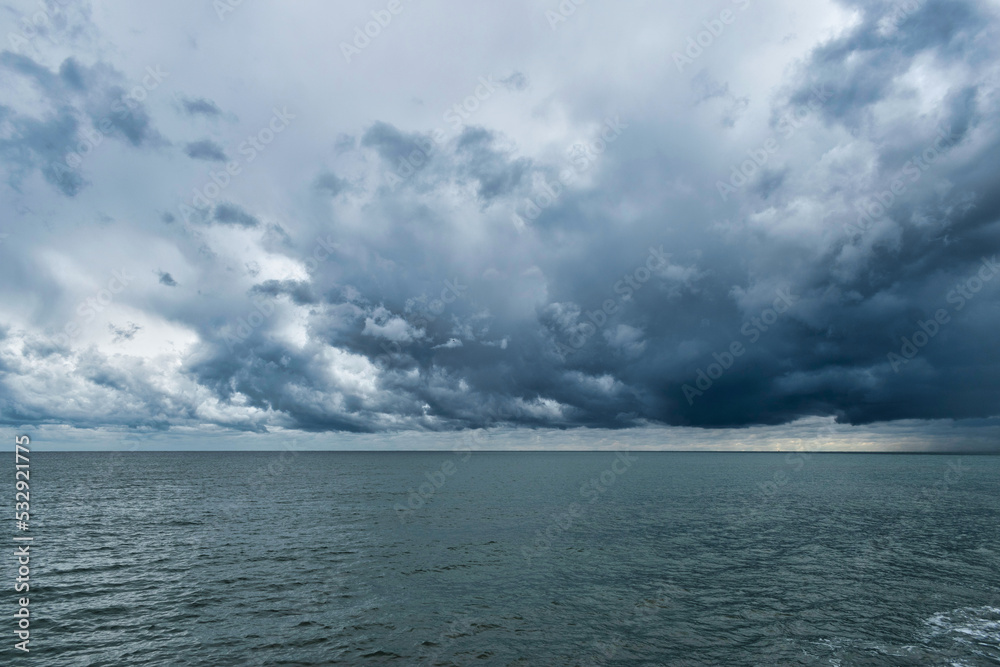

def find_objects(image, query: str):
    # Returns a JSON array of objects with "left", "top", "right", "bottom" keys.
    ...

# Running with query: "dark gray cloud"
[
  {"left": 786, "top": 0, "right": 990, "bottom": 130},
  {"left": 0, "top": 52, "right": 164, "bottom": 195},
  {"left": 184, "top": 139, "right": 227, "bottom": 162},
  {"left": 313, "top": 171, "right": 347, "bottom": 196},
  {"left": 180, "top": 96, "right": 222, "bottom": 117},
  {"left": 109, "top": 322, "right": 140, "bottom": 342},
  {"left": 249, "top": 279, "right": 316, "bottom": 305},
  {"left": 361, "top": 121, "right": 435, "bottom": 167},
  {"left": 213, "top": 202, "right": 260, "bottom": 228},
  {"left": 0, "top": 106, "right": 88, "bottom": 195},
  {"left": 500, "top": 71, "right": 528, "bottom": 91},
  {"left": 333, "top": 133, "right": 356, "bottom": 153},
  {"left": 1, "top": 0, "right": 999, "bottom": 450},
  {"left": 454, "top": 126, "right": 530, "bottom": 202}
]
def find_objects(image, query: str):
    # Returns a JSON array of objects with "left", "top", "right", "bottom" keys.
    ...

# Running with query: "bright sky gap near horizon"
[{"left": 2, "top": 0, "right": 1000, "bottom": 451}]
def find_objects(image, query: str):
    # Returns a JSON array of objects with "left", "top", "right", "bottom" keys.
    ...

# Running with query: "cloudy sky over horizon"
[{"left": 2, "top": 0, "right": 1000, "bottom": 450}]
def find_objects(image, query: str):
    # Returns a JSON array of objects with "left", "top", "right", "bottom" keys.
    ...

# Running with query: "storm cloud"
[{"left": 1, "top": 0, "right": 999, "bottom": 449}]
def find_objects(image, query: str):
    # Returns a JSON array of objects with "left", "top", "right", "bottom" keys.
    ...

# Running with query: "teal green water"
[{"left": 18, "top": 452, "right": 1000, "bottom": 665}]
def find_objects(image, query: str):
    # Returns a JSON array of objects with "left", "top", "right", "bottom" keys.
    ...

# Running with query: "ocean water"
[{"left": 15, "top": 451, "right": 1000, "bottom": 666}]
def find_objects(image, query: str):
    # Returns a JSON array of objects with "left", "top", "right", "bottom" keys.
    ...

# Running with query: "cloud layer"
[{"left": 1, "top": 0, "right": 999, "bottom": 447}]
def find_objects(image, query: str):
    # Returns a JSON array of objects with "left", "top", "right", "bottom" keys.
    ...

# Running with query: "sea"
[{"left": 13, "top": 451, "right": 1000, "bottom": 666}]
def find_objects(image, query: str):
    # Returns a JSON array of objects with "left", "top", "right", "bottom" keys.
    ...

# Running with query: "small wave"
[
  {"left": 922, "top": 605, "right": 1000, "bottom": 664},
  {"left": 925, "top": 606, "right": 1000, "bottom": 645}
]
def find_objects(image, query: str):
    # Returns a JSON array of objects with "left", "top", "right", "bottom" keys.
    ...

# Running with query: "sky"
[{"left": 1, "top": 0, "right": 1000, "bottom": 451}]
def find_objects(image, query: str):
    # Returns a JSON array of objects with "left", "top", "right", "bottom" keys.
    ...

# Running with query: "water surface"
[{"left": 17, "top": 452, "right": 1000, "bottom": 665}]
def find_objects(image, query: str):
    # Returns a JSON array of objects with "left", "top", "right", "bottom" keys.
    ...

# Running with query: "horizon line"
[{"left": 25, "top": 449, "right": 1000, "bottom": 454}]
